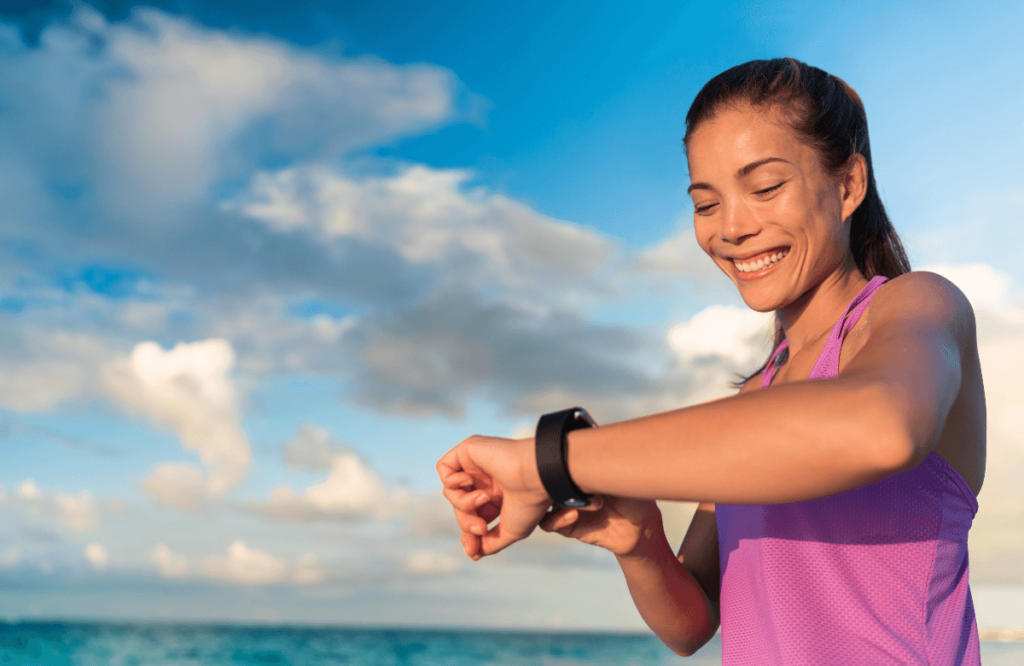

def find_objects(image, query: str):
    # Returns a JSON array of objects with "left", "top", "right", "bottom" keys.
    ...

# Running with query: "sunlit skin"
[
  {"left": 686, "top": 103, "right": 869, "bottom": 358},
  {"left": 436, "top": 101, "right": 985, "bottom": 657}
]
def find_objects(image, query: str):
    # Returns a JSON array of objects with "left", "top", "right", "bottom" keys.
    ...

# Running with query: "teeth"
[{"left": 734, "top": 250, "right": 787, "bottom": 273}]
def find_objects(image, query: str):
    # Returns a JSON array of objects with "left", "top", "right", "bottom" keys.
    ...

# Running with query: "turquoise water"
[{"left": 2, "top": 622, "right": 1023, "bottom": 665}]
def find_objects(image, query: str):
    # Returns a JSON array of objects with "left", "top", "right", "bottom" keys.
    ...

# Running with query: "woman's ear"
[{"left": 840, "top": 154, "right": 868, "bottom": 222}]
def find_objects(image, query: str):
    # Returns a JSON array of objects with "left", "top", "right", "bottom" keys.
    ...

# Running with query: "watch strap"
[{"left": 535, "top": 407, "right": 596, "bottom": 507}]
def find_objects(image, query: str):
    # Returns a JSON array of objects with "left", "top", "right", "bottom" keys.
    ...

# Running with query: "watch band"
[{"left": 535, "top": 407, "right": 597, "bottom": 507}]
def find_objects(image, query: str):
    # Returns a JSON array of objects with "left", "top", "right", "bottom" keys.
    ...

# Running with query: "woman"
[{"left": 436, "top": 59, "right": 985, "bottom": 665}]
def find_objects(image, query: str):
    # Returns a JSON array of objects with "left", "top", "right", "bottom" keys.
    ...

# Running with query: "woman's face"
[{"left": 686, "top": 103, "right": 858, "bottom": 313}]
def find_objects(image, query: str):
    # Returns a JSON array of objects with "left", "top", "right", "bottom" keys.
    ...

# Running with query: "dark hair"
[{"left": 682, "top": 58, "right": 912, "bottom": 386}]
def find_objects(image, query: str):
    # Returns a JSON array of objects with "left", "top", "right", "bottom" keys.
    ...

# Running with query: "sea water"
[{"left": 2, "top": 622, "right": 1023, "bottom": 665}]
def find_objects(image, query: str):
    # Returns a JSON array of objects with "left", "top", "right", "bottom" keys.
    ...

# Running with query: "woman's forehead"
[{"left": 686, "top": 105, "right": 815, "bottom": 180}]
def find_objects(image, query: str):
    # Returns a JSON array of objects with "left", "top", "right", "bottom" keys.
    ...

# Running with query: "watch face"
[
  {"left": 563, "top": 498, "right": 589, "bottom": 507},
  {"left": 573, "top": 408, "right": 597, "bottom": 428}
]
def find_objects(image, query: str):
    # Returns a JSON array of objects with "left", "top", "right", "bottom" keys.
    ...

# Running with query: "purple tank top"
[{"left": 716, "top": 275, "right": 981, "bottom": 665}]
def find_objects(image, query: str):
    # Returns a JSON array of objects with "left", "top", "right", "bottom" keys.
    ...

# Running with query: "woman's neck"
[{"left": 777, "top": 257, "right": 869, "bottom": 359}]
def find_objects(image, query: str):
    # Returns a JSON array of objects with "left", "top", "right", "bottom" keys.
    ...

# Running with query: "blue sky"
[{"left": 1, "top": 0, "right": 1023, "bottom": 631}]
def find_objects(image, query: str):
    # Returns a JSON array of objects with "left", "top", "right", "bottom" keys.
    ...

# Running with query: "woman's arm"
[
  {"left": 616, "top": 503, "right": 721, "bottom": 656},
  {"left": 539, "top": 498, "right": 721, "bottom": 656},
  {"left": 566, "top": 272, "right": 971, "bottom": 504},
  {"left": 439, "top": 272, "right": 975, "bottom": 556}
]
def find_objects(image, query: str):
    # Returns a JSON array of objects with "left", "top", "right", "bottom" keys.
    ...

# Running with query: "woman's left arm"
[
  {"left": 439, "top": 272, "right": 976, "bottom": 557},
  {"left": 568, "top": 272, "right": 972, "bottom": 504}
]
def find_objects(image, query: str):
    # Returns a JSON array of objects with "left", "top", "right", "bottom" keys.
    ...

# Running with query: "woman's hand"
[
  {"left": 436, "top": 435, "right": 553, "bottom": 560},
  {"left": 539, "top": 495, "right": 664, "bottom": 559}
]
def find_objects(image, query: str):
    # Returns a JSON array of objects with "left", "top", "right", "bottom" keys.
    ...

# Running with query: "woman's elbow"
[
  {"left": 662, "top": 616, "right": 719, "bottom": 657},
  {"left": 667, "top": 629, "right": 717, "bottom": 657},
  {"left": 865, "top": 381, "right": 923, "bottom": 474}
]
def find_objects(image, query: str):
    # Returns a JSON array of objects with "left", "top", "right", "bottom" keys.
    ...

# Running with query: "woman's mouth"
[{"left": 732, "top": 248, "right": 789, "bottom": 277}]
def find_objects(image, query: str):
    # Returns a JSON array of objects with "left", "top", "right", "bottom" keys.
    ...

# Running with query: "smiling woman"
[{"left": 437, "top": 59, "right": 986, "bottom": 665}]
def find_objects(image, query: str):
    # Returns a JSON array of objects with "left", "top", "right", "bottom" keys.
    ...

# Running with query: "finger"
[
  {"left": 478, "top": 497, "right": 549, "bottom": 556},
  {"left": 436, "top": 447, "right": 473, "bottom": 486},
  {"left": 440, "top": 471, "right": 476, "bottom": 489},
  {"left": 540, "top": 508, "right": 578, "bottom": 532},
  {"left": 442, "top": 486, "right": 491, "bottom": 513},
  {"left": 452, "top": 505, "right": 491, "bottom": 538},
  {"left": 461, "top": 530, "right": 481, "bottom": 561}
]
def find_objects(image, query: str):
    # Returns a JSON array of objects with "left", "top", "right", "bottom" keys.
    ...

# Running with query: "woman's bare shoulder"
[{"left": 871, "top": 271, "right": 976, "bottom": 334}]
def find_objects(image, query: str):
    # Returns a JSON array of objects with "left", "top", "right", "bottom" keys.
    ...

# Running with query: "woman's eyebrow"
[
  {"left": 687, "top": 157, "right": 794, "bottom": 194},
  {"left": 738, "top": 156, "right": 792, "bottom": 177}
]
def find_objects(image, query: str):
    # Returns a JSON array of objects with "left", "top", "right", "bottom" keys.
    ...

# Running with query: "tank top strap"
[
  {"left": 760, "top": 339, "right": 790, "bottom": 389},
  {"left": 807, "top": 275, "right": 889, "bottom": 380},
  {"left": 760, "top": 276, "right": 889, "bottom": 389}
]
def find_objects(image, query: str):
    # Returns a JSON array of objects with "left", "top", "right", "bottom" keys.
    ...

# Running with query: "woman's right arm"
[
  {"left": 616, "top": 503, "right": 720, "bottom": 656},
  {"left": 541, "top": 497, "right": 720, "bottom": 656}
]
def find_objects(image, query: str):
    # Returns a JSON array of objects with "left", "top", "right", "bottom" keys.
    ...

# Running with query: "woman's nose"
[{"left": 720, "top": 202, "right": 760, "bottom": 244}]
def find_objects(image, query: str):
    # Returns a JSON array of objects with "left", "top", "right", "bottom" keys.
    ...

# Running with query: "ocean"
[{"left": 2, "top": 622, "right": 1023, "bottom": 665}]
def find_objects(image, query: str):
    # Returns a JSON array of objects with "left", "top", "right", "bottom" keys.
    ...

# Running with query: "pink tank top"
[{"left": 716, "top": 275, "right": 981, "bottom": 665}]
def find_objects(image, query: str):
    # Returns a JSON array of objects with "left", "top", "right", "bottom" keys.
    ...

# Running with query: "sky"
[{"left": 1, "top": 0, "right": 1023, "bottom": 631}]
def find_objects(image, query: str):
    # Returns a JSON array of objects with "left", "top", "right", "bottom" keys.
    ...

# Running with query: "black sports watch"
[{"left": 535, "top": 407, "right": 597, "bottom": 507}]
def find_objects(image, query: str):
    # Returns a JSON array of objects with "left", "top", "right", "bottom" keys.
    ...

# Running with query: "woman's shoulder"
[{"left": 872, "top": 271, "right": 976, "bottom": 328}]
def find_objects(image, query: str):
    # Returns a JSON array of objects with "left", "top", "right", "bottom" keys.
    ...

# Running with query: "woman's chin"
[{"left": 735, "top": 288, "right": 784, "bottom": 313}]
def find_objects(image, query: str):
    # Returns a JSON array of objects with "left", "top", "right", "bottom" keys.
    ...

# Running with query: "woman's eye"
[
  {"left": 694, "top": 202, "right": 718, "bottom": 215},
  {"left": 754, "top": 182, "right": 784, "bottom": 196}
]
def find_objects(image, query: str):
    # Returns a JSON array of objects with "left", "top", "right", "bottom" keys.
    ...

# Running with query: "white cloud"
[
  {"left": 0, "top": 548, "right": 19, "bottom": 569},
  {"left": 0, "top": 7, "right": 459, "bottom": 222},
  {"left": 291, "top": 553, "right": 326, "bottom": 585},
  {"left": 282, "top": 423, "right": 348, "bottom": 471},
  {"left": 668, "top": 305, "right": 774, "bottom": 371},
  {"left": 404, "top": 550, "right": 461, "bottom": 575},
  {"left": 104, "top": 339, "right": 251, "bottom": 500},
  {"left": 84, "top": 543, "right": 109, "bottom": 569},
  {"left": 140, "top": 463, "right": 207, "bottom": 511},
  {"left": 54, "top": 491, "right": 100, "bottom": 532},
  {"left": 0, "top": 330, "right": 114, "bottom": 413},
  {"left": 227, "top": 164, "right": 616, "bottom": 298},
  {"left": 152, "top": 543, "right": 189, "bottom": 579},
  {"left": 634, "top": 226, "right": 718, "bottom": 279},
  {"left": 17, "top": 480, "right": 40, "bottom": 500},
  {"left": 203, "top": 540, "right": 288, "bottom": 586},
  {"left": 264, "top": 454, "right": 388, "bottom": 521}
]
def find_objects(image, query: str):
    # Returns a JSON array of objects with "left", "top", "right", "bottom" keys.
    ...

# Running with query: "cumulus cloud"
[
  {"left": 0, "top": 330, "right": 115, "bottom": 413},
  {"left": 404, "top": 550, "right": 461, "bottom": 575},
  {"left": 104, "top": 339, "right": 251, "bottom": 501},
  {"left": 291, "top": 553, "right": 326, "bottom": 585},
  {"left": 17, "top": 480, "right": 41, "bottom": 500},
  {"left": 153, "top": 541, "right": 326, "bottom": 585},
  {"left": 53, "top": 491, "right": 100, "bottom": 532},
  {"left": 282, "top": 422, "right": 348, "bottom": 472},
  {"left": 152, "top": 543, "right": 189, "bottom": 579},
  {"left": 84, "top": 543, "right": 108, "bottom": 569},
  {"left": 202, "top": 540, "right": 288, "bottom": 586},
  {"left": 227, "top": 165, "right": 616, "bottom": 297},
  {"left": 9, "top": 481, "right": 101, "bottom": 534},
  {"left": 140, "top": 463, "right": 207, "bottom": 511},
  {"left": 261, "top": 424, "right": 390, "bottom": 521},
  {"left": 669, "top": 305, "right": 774, "bottom": 377},
  {"left": 0, "top": 7, "right": 459, "bottom": 222}
]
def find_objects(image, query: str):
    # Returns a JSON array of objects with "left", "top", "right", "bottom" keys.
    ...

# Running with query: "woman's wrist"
[{"left": 513, "top": 436, "right": 552, "bottom": 504}]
